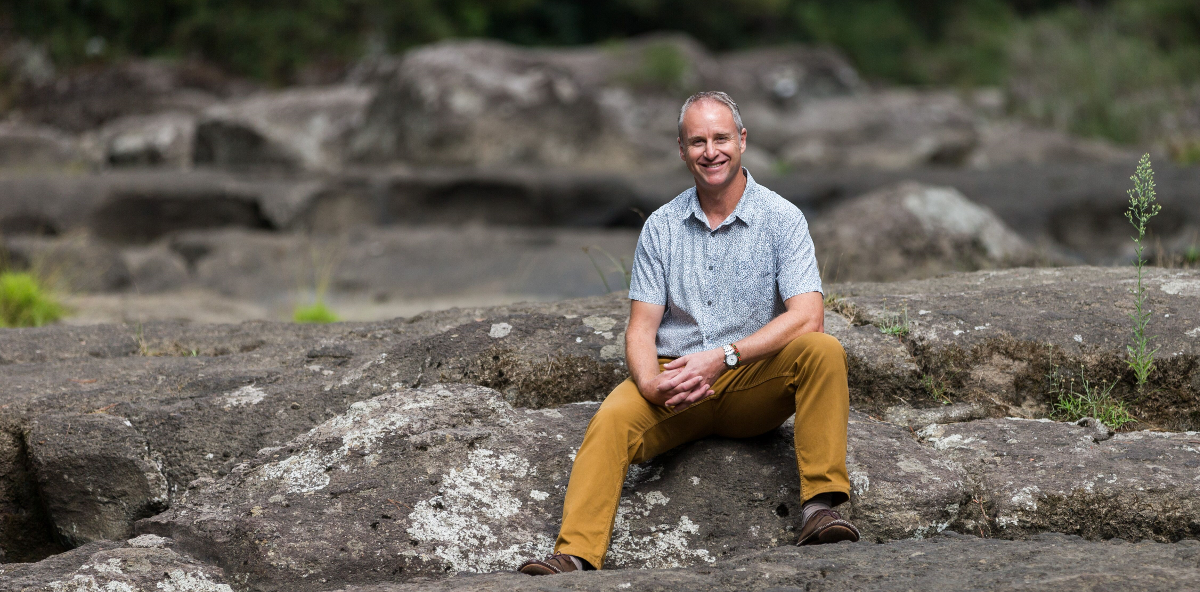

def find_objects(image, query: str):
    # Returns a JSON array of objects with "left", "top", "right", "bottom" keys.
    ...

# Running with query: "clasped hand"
[{"left": 639, "top": 347, "right": 726, "bottom": 411}]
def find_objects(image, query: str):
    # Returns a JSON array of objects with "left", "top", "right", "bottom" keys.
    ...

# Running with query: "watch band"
[{"left": 723, "top": 343, "right": 741, "bottom": 368}]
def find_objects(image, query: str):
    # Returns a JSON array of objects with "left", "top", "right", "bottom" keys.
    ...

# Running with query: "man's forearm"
[
  {"left": 625, "top": 328, "right": 661, "bottom": 393},
  {"left": 732, "top": 293, "right": 824, "bottom": 365}
]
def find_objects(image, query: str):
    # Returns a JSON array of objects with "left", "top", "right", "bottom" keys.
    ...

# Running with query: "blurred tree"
[{"left": 0, "top": 0, "right": 1195, "bottom": 97}]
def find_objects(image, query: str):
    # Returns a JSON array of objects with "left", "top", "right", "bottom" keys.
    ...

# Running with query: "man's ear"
[
  {"left": 678, "top": 137, "right": 686, "bottom": 160},
  {"left": 739, "top": 128, "right": 748, "bottom": 153}
]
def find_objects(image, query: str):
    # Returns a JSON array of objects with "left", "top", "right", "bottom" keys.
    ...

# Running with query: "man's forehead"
[{"left": 680, "top": 99, "right": 738, "bottom": 135}]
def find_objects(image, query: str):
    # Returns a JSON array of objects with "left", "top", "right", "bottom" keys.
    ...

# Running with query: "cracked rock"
[{"left": 27, "top": 414, "right": 169, "bottom": 547}]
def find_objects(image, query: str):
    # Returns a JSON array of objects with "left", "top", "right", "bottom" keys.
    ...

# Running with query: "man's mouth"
[{"left": 701, "top": 160, "right": 727, "bottom": 171}]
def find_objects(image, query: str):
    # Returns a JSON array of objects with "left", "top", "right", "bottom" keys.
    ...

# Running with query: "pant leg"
[
  {"left": 710, "top": 332, "right": 851, "bottom": 505},
  {"left": 554, "top": 373, "right": 720, "bottom": 569}
]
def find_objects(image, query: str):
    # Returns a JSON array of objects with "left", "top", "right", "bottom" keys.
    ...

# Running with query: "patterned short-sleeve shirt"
[{"left": 628, "top": 169, "right": 823, "bottom": 357}]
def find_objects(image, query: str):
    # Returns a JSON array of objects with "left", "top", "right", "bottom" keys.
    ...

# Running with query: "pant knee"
[{"left": 791, "top": 332, "right": 845, "bottom": 364}]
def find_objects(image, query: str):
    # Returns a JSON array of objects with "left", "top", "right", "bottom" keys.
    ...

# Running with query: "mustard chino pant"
[{"left": 554, "top": 332, "right": 851, "bottom": 569}]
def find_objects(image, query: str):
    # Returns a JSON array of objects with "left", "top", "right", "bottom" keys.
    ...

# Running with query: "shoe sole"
[
  {"left": 799, "top": 523, "right": 860, "bottom": 546},
  {"left": 519, "top": 565, "right": 557, "bottom": 576}
]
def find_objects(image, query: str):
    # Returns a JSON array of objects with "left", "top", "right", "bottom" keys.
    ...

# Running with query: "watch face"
[{"left": 725, "top": 354, "right": 738, "bottom": 367}]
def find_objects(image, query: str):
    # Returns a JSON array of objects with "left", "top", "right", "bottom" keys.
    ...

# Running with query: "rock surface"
[
  {"left": 28, "top": 414, "right": 169, "bottom": 547},
  {"left": 832, "top": 266, "right": 1200, "bottom": 428},
  {"left": 346, "top": 534, "right": 1200, "bottom": 591},
  {"left": 0, "top": 535, "right": 232, "bottom": 592}
]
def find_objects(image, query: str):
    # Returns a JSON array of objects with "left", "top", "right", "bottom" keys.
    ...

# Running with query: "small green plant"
[
  {"left": 293, "top": 302, "right": 339, "bottom": 324},
  {"left": 0, "top": 271, "right": 65, "bottom": 327},
  {"left": 293, "top": 241, "right": 341, "bottom": 324},
  {"left": 1185, "top": 245, "right": 1200, "bottom": 266},
  {"left": 875, "top": 302, "right": 910, "bottom": 338},
  {"left": 583, "top": 246, "right": 630, "bottom": 293},
  {"left": 921, "top": 373, "right": 953, "bottom": 405},
  {"left": 1124, "top": 154, "right": 1161, "bottom": 390}
]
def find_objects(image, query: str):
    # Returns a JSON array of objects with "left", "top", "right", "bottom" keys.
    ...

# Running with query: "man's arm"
[
  {"left": 659, "top": 291, "right": 824, "bottom": 410},
  {"left": 627, "top": 300, "right": 715, "bottom": 407}
]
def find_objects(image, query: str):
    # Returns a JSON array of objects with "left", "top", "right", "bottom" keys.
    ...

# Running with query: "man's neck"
[{"left": 695, "top": 168, "right": 748, "bottom": 230}]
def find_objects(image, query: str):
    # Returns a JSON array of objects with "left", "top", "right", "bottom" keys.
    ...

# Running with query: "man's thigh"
[
  {"left": 590, "top": 376, "right": 719, "bottom": 464},
  {"left": 708, "top": 333, "right": 837, "bottom": 438}
]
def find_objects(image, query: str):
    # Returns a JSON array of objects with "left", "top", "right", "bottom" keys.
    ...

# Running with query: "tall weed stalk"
[{"left": 1125, "top": 154, "right": 1161, "bottom": 389}]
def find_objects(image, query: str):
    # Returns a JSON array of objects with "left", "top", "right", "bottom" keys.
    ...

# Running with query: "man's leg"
[
  {"left": 551, "top": 372, "right": 720, "bottom": 570},
  {"left": 710, "top": 332, "right": 852, "bottom": 509}
]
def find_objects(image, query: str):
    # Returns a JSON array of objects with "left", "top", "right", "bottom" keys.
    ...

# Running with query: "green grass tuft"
[
  {"left": 875, "top": 302, "right": 911, "bottom": 338},
  {"left": 293, "top": 301, "right": 339, "bottom": 324},
  {"left": 1050, "top": 372, "right": 1136, "bottom": 430},
  {"left": 0, "top": 272, "right": 65, "bottom": 328},
  {"left": 1046, "top": 350, "right": 1136, "bottom": 430}
]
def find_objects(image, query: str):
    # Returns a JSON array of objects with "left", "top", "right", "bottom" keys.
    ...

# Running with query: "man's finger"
[
  {"left": 665, "top": 376, "right": 702, "bottom": 399},
  {"left": 664, "top": 381, "right": 701, "bottom": 406},
  {"left": 671, "top": 381, "right": 711, "bottom": 409},
  {"left": 673, "top": 386, "right": 712, "bottom": 412},
  {"left": 656, "top": 371, "right": 686, "bottom": 391},
  {"left": 663, "top": 357, "right": 687, "bottom": 369}
]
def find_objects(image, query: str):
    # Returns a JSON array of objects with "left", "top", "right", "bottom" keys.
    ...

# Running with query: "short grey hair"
[{"left": 677, "top": 91, "right": 744, "bottom": 138}]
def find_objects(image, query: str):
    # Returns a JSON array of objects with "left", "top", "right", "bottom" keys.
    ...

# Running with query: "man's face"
[{"left": 678, "top": 99, "right": 747, "bottom": 190}]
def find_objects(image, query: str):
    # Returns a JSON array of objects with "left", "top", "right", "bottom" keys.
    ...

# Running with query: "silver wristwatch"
[{"left": 723, "top": 344, "right": 740, "bottom": 369}]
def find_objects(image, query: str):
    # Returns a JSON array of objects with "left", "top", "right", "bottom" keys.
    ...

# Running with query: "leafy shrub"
[{"left": 0, "top": 272, "right": 65, "bottom": 328}]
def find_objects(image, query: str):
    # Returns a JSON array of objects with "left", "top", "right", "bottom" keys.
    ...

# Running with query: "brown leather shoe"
[
  {"left": 517, "top": 553, "right": 582, "bottom": 575},
  {"left": 797, "top": 508, "right": 860, "bottom": 545}
]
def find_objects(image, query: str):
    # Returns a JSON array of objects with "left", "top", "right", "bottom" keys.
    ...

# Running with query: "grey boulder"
[
  {"left": 812, "top": 181, "right": 1039, "bottom": 282},
  {"left": 195, "top": 85, "right": 373, "bottom": 172}
]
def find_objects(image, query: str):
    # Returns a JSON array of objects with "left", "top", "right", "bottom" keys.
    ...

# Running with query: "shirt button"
[
  {"left": 707, "top": 300, "right": 713, "bottom": 305},
  {"left": 708, "top": 265, "right": 714, "bottom": 270}
]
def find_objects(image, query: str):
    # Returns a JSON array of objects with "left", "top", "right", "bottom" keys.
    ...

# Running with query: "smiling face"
[{"left": 678, "top": 99, "right": 747, "bottom": 191}]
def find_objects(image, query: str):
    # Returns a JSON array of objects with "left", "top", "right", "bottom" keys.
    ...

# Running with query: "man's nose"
[{"left": 703, "top": 140, "right": 719, "bottom": 160}]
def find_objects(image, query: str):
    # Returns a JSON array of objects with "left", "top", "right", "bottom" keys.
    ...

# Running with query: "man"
[{"left": 518, "top": 91, "right": 857, "bottom": 576}]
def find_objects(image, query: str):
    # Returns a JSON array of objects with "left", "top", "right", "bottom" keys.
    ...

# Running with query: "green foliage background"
[{"left": 4, "top": 0, "right": 1200, "bottom": 143}]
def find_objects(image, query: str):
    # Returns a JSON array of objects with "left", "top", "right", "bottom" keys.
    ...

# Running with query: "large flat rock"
[{"left": 2, "top": 266, "right": 1200, "bottom": 586}]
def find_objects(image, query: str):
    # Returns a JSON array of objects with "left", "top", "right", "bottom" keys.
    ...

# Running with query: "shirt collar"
[{"left": 685, "top": 167, "right": 759, "bottom": 229}]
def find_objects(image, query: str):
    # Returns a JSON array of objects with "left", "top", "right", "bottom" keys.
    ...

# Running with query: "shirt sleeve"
[
  {"left": 628, "top": 218, "right": 667, "bottom": 305},
  {"left": 776, "top": 211, "right": 823, "bottom": 300}
]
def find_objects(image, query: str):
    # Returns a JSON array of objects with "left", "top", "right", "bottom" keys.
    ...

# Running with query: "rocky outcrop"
[
  {"left": 811, "top": 181, "right": 1042, "bottom": 282},
  {"left": 350, "top": 35, "right": 863, "bottom": 170}
]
